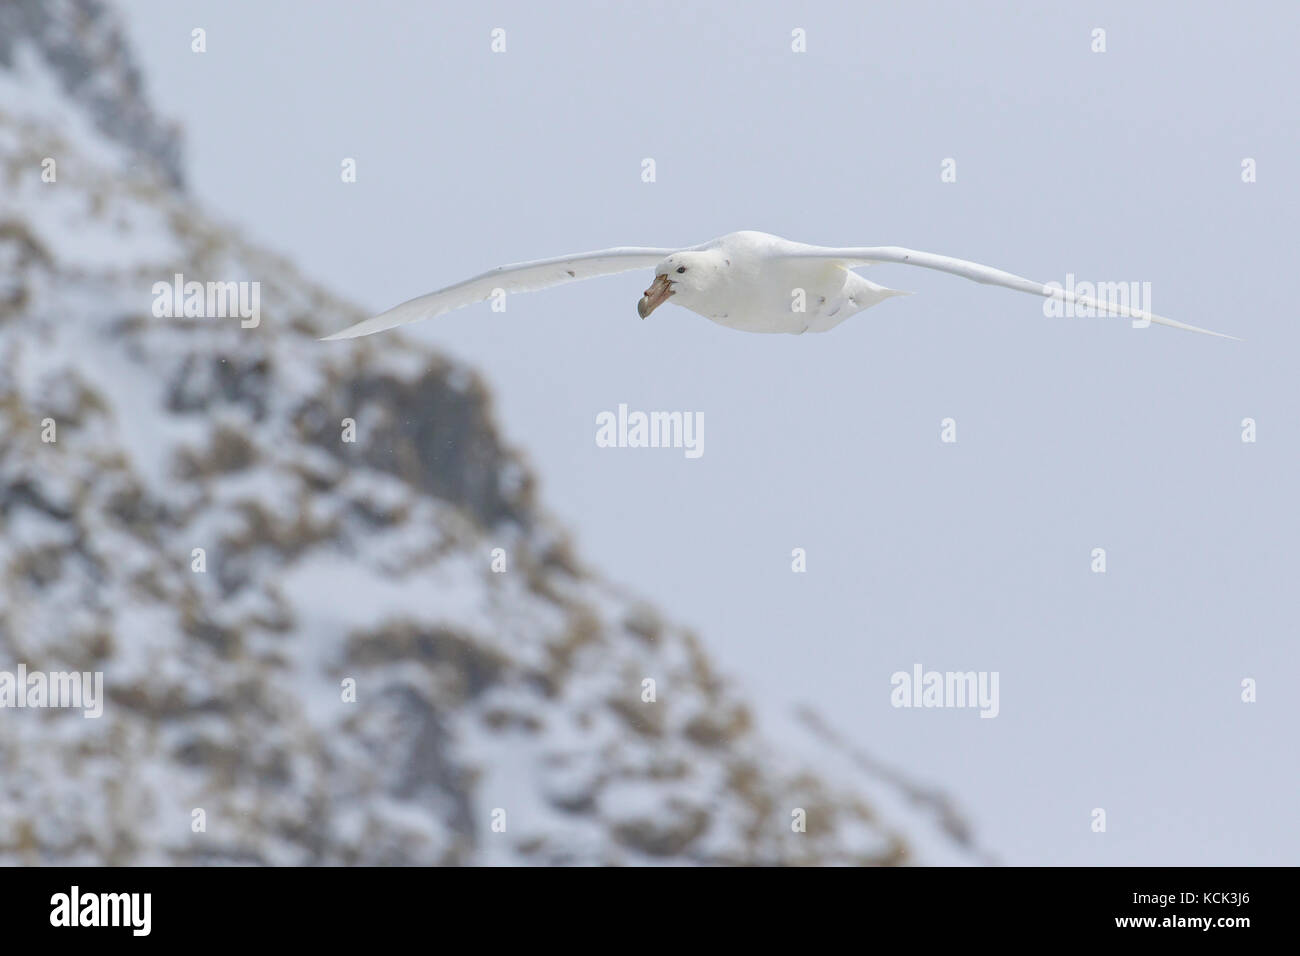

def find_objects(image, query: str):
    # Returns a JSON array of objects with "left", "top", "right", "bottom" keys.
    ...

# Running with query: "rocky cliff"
[{"left": 0, "top": 0, "right": 975, "bottom": 865}]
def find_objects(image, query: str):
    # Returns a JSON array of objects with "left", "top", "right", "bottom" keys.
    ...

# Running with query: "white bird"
[{"left": 322, "top": 230, "right": 1236, "bottom": 340}]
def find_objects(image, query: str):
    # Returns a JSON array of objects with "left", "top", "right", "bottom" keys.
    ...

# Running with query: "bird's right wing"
[{"left": 322, "top": 247, "right": 676, "bottom": 340}]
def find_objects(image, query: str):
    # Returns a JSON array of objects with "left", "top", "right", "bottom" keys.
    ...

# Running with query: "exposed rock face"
[{"left": 0, "top": 0, "right": 971, "bottom": 865}]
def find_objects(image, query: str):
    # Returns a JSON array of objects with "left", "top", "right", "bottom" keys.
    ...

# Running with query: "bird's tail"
[{"left": 856, "top": 277, "right": 912, "bottom": 306}]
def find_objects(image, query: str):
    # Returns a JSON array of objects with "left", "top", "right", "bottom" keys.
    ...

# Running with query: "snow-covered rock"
[{"left": 0, "top": 0, "right": 979, "bottom": 865}]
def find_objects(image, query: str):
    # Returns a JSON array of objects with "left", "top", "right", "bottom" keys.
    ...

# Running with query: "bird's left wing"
[
  {"left": 322, "top": 247, "right": 675, "bottom": 340},
  {"left": 785, "top": 245, "right": 1238, "bottom": 340}
]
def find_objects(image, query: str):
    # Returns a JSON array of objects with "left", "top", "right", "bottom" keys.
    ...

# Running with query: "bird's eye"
[{"left": 676, "top": 266, "right": 686, "bottom": 274}]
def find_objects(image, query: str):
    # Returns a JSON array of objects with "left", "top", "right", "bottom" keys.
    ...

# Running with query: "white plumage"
[{"left": 322, "top": 231, "right": 1236, "bottom": 341}]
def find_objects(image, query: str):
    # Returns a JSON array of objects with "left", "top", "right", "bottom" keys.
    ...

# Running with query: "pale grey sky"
[{"left": 123, "top": 0, "right": 1300, "bottom": 864}]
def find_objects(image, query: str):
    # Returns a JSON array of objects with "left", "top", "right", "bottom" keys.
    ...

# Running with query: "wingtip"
[
  {"left": 1193, "top": 327, "right": 1242, "bottom": 342},
  {"left": 1145, "top": 313, "right": 1240, "bottom": 341},
  {"left": 320, "top": 323, "right": 373, "bottom": 342}
]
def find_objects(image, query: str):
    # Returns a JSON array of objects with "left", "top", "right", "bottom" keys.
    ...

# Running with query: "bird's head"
[{"left": 638, "top": 250, "right": 725, "bottom": 318}]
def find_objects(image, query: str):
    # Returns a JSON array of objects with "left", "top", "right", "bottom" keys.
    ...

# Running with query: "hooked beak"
[{"left": 637, "top": 274, "right": 674, "bottom": 319}]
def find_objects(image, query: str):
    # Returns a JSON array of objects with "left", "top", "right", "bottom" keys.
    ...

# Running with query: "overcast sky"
[{"left": 121, "top": 0, "right": 1299, "bottom": 864}]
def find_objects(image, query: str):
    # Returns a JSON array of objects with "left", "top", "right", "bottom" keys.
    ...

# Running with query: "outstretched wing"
[
  {"left": 322, "top": 247, "right": 676, "bottom": 340},
  {"left": 785, "top": 245, "right": 1237, "bottom": 340}
]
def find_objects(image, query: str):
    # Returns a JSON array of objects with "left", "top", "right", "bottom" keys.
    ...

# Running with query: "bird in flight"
[{"left": 322, "top": 231, "right": 1235, "bottom": 340}]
